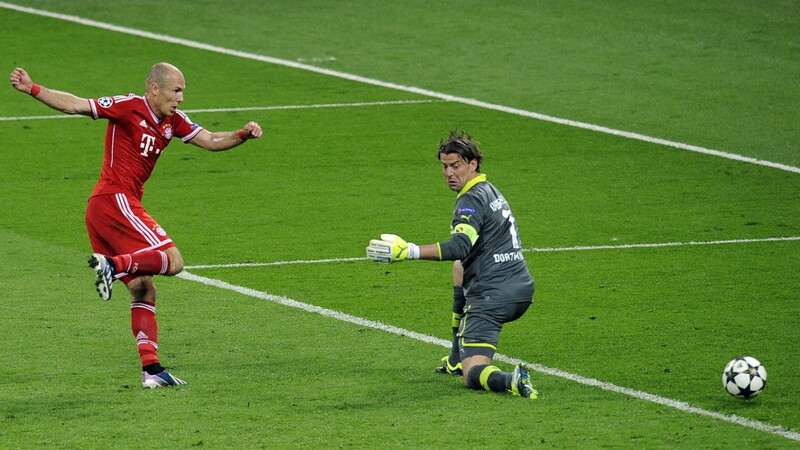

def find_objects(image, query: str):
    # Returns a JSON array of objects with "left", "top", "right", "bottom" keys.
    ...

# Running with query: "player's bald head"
[{"left": 146, "top": 62, "right": 183, "bottom": 89}]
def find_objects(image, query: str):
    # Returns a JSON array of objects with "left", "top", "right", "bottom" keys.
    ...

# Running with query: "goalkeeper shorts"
[{"left": 458, "top": 299, "right": 532, "bottom": 359}]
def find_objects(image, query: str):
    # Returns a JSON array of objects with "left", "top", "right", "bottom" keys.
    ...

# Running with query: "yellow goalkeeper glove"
[{"left": 366, "top": 234, "right": 419, "bottom": 264}]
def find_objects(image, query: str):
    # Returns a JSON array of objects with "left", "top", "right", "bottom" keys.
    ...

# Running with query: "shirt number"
[{"left": 502, "top": 208, "right": 521, "bottom": 249}]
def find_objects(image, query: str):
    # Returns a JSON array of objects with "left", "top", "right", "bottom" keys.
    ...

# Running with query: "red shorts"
[{"left": 85, "top": 193, "right": 174, "bottom": 283}]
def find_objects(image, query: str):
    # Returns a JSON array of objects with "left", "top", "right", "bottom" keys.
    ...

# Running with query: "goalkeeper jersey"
[{"left": 440, "top": 174, "right": 534, "bottom": 303}]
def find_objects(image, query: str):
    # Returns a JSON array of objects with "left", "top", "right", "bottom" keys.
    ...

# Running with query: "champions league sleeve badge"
[{"left": 97, "top": 97, "right": 113, "bottom": 108}]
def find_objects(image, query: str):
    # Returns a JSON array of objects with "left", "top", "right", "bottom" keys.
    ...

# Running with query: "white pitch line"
[
  {"left": 177, "top": 269, "right": 800, "bottom": 442},
  {"left": 0, "top": 99, "right": 441, "bottom": 122},
  {"left": 184, "top": 236, "right": 800, "bottom": 270},
  {"left": 1, "top": 1, "right": 798, "bottom": 174},
  {"left": 183, "top": 99, "right": 441, "bottom": 114},
  {"left": 0, "top": 113, "right": 84, "bottom": 122},
  {"left": 526, "top": 236, "right": 800, "bottom": 253},
  {"left": 186, "top": 257, "right": 364, "bottom": 270}
]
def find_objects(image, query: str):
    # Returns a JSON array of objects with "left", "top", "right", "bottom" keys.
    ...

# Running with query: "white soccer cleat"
[
  {"left": 142, "top": 370, "right": 187, "bottom": 388},
  {"left": 88, "top": 253, "right": 114, "bottom": 301}
]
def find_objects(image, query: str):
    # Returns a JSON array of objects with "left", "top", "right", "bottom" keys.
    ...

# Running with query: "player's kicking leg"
[{"left": 87, "top": 247, "right": 182, "bottom": 301}]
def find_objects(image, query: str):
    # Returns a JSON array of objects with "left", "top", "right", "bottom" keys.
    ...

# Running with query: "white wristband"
[{"left": 407, "top": 242, "right": 420, "bottom": 260}]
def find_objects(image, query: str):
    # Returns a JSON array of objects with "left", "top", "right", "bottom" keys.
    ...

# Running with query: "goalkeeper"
[{"left": 366, "top": 130, "right": 536, "bottom": 398}]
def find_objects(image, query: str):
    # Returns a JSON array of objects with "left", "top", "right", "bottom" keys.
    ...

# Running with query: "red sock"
[
  {"left": 131, "top": 300, "right": 160, "bottom": 367},
  {"left": 111, "top": 250, "right": 170, "bottom": 275}
]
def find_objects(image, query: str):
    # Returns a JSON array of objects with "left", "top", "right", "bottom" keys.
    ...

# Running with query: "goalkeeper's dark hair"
[{"left": 437, "top": 129, "right": 483, "bottom": 172}]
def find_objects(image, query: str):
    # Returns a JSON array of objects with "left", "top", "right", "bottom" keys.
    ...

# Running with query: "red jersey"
[{"left": 87, "top": 94, "right": 204, "bottom": 200}]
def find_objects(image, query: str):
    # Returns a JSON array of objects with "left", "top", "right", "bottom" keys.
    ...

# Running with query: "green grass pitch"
[{"left": 1, "top": 1, "right": 798, "bottom": 447}]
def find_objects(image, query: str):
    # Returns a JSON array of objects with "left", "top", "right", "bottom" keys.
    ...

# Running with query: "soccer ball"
[{"left": 723, "top": 356, "right": 767, "bottom": 399}]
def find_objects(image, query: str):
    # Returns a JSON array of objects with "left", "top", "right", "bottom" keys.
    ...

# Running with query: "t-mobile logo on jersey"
[{"left": 139, "top": 133, "right": 162, "bottom": 157}]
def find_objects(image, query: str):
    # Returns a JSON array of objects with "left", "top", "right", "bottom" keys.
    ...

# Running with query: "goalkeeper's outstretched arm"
[
  {"left": 417, "top": 243, "right": 444, "bottom": 260},
  {"left": 366, "top": 233, "right": 471, "bottom": 264}
]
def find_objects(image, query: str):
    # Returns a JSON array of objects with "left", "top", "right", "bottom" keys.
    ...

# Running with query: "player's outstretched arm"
[
  {"left": 366, "top": 234, "right": 442, "bottom": 263},
  {"left": 366, "top": 231, "right": 474, "bottom": 263},
  {"left": 189, "top": 121, "right": 263, "bottom": 152},
  {"left": 9, "top": 68, "right": 92, "bottom": 116}
]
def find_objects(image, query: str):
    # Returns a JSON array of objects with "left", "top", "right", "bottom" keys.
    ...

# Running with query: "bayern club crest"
[{"left": 163, "top": 125, "right": 172, "bottom": 139}]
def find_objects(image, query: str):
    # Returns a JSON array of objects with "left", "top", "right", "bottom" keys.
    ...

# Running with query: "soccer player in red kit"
[{"left": 9, "top": 63, "right": 263, "bottom": 388}]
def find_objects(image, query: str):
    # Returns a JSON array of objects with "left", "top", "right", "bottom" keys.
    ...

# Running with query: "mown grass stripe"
[{"left": 2, "top": 1, "right": 797, "bottom": 174}]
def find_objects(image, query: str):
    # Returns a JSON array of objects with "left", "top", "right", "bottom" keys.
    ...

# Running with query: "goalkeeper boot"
[
  {"left": 142, "top": 370, "right": 187, "bottom": 389},
  {"left": 510, "top": 364, "right": 538, "bottom": 399},
  {"left": 435, "top": 356, "right": 463, "bottom": 376},
  {"left": 88, "top": 253, "right": 114, "bottom": 301}
]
